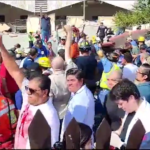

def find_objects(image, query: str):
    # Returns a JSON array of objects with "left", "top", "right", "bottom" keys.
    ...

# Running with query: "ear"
[
  {"left": 143, "top": 75, "right": 148, "bottom": 80},
  {"left": 43, "top": 89, "right": 48, "bottom": 97}
]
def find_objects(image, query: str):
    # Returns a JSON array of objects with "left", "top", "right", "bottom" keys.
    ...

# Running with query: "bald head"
[
  {"left": 51, "top": 56, "right": 65, "bottom": 70},
  {"left": 109, "top": 70, "right": 122, "bottom": 79}
]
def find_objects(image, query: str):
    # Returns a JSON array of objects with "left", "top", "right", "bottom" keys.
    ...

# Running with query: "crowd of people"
[{"left": 0, "top": 16, "right": 150, "bottom": 149}]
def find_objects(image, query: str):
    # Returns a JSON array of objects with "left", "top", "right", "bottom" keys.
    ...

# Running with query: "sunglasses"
[{"left": 25, "top": 86, "right": 41, "bottom": 95}]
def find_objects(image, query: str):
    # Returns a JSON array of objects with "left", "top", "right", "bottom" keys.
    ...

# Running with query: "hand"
[
  {"left": 63, "top": 25, "right": 72, "bottom": 33},
  {"left": 110, "top": 132, "right": 124, "bottom": 149}
]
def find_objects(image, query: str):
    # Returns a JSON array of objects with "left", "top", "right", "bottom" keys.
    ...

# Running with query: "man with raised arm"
[{"left": 0, "top": 36, "right": 60, "bottom": 149}]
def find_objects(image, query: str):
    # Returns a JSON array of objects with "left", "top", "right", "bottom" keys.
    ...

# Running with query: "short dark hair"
[
  {"left": 123, "top": 52, "right": 133, "bottom": 63},
  {"left": 16, "top": 44, "right": 21, "bottom": 48},
  {"left": 66, "top": 68, "right": 85, "bottom": 81},
  {"left": 29, "top": 74, "right": 51, "bottom": 96},
  {"left": 79, "top": 123, "right": 92, "bottom": 148},
  {"left": 29, "top": 48, "right": 38, "bottom": 56},
  {"left": 47, "top": 42, "right": 52, "bottom": 45},
  {"left": 109, "top": 79, "right": 140, "bottom": 102},
  {"left": 141, "top": 63, "right": 150, "bottom": 81}
]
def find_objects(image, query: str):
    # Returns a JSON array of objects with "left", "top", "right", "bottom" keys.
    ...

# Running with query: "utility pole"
[
  {"left": 39, "top": 6, "right": 42, "bottom": 30},
  {"left": 83, "top": 0, "right": 86, "bottom": 21}
]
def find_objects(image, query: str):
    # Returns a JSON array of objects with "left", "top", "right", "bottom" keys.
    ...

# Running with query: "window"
[
  {"left": 20, "top": 15, "right": 28, "bottom": 20},
  {"left": 92, "top": 16, "right": 98, "bottom": 21},
  {"left": 56, "top": 16, "right": 66, "bottom": 20},
  {"left": 0, "top": 15, "right": 5, "bottom": 22}
]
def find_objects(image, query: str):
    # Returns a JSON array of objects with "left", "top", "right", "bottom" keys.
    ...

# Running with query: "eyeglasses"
[
  {"left": 136, "top": 70, "right": 145, "bottom": 75},
  {"left": 25, "top": 86, "right": 41, "bottom": 95}
]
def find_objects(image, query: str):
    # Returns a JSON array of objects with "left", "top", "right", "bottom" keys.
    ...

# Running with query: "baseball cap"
[{"left": 27, "top": 62, "right": 41, "bottom": 72}]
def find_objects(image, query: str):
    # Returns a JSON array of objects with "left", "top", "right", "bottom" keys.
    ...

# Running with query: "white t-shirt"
[
  {"left": 19, "top": 57, "right": 26, "bottom": 68},
  {"left": 122, "top": 63, "right": 138, "bottom": 82},
  {"left": 14, "top": 78, "right": 60, "bottom": 149}
]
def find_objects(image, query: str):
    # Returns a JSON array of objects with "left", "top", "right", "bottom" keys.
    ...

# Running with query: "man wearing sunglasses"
[{"left": 0, "top": 36, "right": 60, "bottom": 149}]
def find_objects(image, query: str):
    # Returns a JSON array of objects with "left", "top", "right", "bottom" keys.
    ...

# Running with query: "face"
[
  {"left": 25, "top": 79, "right": 48, "bottom": 106},
  {"left": 136, "top": 67, "right": 147, "bottom": 82},
  {"left": 61, "top": 39, "right": 66, "bottom": 45},
  {"left": 84, "top": 138, "right": 92, "bottom": 149},
  {"left": 116, "top": 96, "right": 136, "bottom": 113},
  {"left": 67, "top": 75, "right": 83, "bottom": 93},
  {"left": 107, "top": 74, "right": 121, "bottom": 89},
  {"left": 47, "top": 43, "right": 52, "bottom": 49},
  {"left": 37, "top": 43, "right": 42, "bottom": 48},
  {"left": 44, "top": 14, "right": 48, "bottom": 18},
  {"left": 121, "top": 58, "right": 126, "bottom": 65}
]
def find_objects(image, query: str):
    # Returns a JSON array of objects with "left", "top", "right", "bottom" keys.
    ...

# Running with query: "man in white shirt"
[
  {"left": 122, "top": 52, "right": 138, "bottom": 82},
  {"left": 109, "top": 79, "right": 150, "bottom": 149},
  {"left": 60, "top": 68, "right": 95, "bottom": 141},
  {"left": 0, "top": 36, "right": 60, "bottom": 149}
]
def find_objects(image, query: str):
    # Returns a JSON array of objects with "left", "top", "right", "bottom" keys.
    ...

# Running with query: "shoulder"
[{"left": 39, "top": 100, "right": 59, "bottom": 123}]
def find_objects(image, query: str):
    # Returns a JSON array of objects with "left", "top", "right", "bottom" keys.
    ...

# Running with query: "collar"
[
  {"left": 72, "top": 85, "right": 86, "bottom": 96},
  {"left": 53, "top": 70, "right": 65, "bottom": 75},
  {"left": 138, "top": 82, "right": 150, "bottom": 87},
  {"left": 135, "top": 98, "right": 147, "bottom": 117}
]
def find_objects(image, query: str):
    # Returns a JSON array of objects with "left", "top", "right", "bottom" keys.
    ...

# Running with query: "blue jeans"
[
  {"left": 41, "top": 30, "right": 50, "bottom": 42},
  {"left": 98, "top": 89, "right": 109, "bottom": 106}
]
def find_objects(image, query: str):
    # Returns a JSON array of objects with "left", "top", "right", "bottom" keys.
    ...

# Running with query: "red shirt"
[{"left": 0, "top": 63, "right": 19, "bottom": 95}]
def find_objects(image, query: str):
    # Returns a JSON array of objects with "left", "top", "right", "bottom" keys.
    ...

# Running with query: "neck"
[
  {"left": 41, "top": 97, "right": 49, "bottom": 105},
  {"left": 134, "top": 99, "right": 142, "bottom": 112},
  {"left": 53, "top": 69, "right": 63, "bottom": 72},
  {"left": 80, "top": 53, "right": 89, "bottom": 56},
  {"left": 125, "top": 62, "right": 132, "bottom": 65},
  {"left": 29, "top": 55, "right": 34, "bottom": 59}
]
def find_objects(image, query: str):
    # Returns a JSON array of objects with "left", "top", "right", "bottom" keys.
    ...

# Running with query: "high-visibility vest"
[
  {"left": 0, "top": 96, "right": 18, "bottom": 149},
  {"left": 100, "top": 63, "right": 120, "bottom": 89}
]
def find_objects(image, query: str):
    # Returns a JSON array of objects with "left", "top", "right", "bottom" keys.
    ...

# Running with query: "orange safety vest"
[{"left": 0, "top": 96, "right": 18, "bottom": 149}]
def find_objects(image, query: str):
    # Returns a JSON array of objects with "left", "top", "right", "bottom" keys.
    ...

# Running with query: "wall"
[
  {"left": 54, "top": 2, "right": 128, "bottom": 19},
  {"left": 0, "top": 1, "right": 35, "bottom": 12},
  {"left": 0, "top": 3, "right": 33, "bottom": 23}
]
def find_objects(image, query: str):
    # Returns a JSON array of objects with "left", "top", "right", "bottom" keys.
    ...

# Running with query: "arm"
[
  {"left": 96, "top": 26, "right": 100, "bottom": 35},
  {"left": 64, "top": 25, "right": 72, "bottom": 62},
  {"left": 0, "top": 36, "right": 24, "bottom": 89}
]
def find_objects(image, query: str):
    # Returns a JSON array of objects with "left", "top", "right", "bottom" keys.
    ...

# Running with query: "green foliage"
[{"left": 113, "top": 3, "right": 150, "bottom": 28}]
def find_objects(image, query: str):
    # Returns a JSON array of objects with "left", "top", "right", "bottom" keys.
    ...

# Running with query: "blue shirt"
[
  {"left": 41, "top": 17, "right": 50, "bottom": 31},
  {"left": 15, "top": 90, "right": 23, "bottom": 110},
  {"left": 33, "top": 45, "right": 49, "bottom": 59},
  {"left": 23, "top": 56, "right": 34, "bottom": 69},
  {"left": 137, "top": 82, "right": 150, "bottom": 103}
]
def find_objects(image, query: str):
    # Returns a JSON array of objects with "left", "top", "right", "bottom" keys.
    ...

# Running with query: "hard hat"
[
  {"left": 79, "top": 41, "right": 91, "bottom": 51},
  {"left": 91, "top": 36, "right": 96, "bottom": 44},
  {"left": 38, "top": 57, "right": 51, "bottom": 68},
  {"left": 29, "top": 30, "right": 34, "bottom": 33},
  {"left": 138, "top": 36, "right": 145, "bottom": 42}
]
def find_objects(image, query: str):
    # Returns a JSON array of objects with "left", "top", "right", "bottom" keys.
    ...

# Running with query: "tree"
[
  {"left": 113, "top": 0, "right": 150, "bottom": 28},
  {"left": 133, "top": 0, "right": 150, "bottom": 11}
]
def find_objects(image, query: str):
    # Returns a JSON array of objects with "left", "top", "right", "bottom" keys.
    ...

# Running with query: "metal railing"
[{"left": 8, "top": 19, "right": 27, "bottom": 33}]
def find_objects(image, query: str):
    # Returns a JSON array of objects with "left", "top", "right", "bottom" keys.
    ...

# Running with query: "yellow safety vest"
[{"left": 100, "top": 63, "right": 120, "bottom": 89}]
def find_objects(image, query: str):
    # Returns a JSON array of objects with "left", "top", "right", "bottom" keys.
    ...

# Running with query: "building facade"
[{"left": 0, "top": 0, "right": 136, "bottom": 24}]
